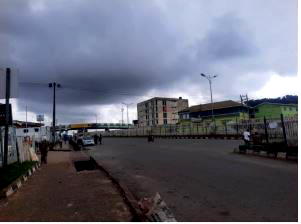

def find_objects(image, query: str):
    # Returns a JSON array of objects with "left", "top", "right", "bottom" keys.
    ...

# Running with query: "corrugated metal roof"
[{"left": 179, "top": 100, "right": 243, "bottom": 113}]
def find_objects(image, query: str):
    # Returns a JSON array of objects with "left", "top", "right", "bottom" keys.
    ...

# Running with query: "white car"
[{"left": 81, "top": 136, "right": 95, "bottom": 146}]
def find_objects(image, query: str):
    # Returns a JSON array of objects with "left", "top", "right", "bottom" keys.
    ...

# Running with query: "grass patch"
[{"left": 0, "top": 161, "right": 38, "bottom": 189}]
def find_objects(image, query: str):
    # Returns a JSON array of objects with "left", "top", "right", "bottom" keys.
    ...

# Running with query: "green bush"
[{"left": 0, "top": 161, "right": 38, "bottom": 189}]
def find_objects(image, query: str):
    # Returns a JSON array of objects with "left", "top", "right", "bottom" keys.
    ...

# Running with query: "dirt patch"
[{"left": 73, "top": 160, "right": 96, "bottom": 172}]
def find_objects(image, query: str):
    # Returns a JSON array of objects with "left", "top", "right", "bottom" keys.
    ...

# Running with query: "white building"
[{"left": 16, "top": 126, "right": 52, "bottom": 141}]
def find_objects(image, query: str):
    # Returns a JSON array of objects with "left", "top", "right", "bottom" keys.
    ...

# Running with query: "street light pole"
[
  {"left": 200, "top": 73, "right": 218, "bottom": 131},
  {"left": 122, "top": 102, "right": 133, "bottom": 127},
  {"left": 3, "top": 68, "right": 11, "bottom": 167},
  {"left": 121, "top": 107, "right": 124, "bottom": 125},
  {"left": 48, "top": 82, "right": 61, "bottom": 144}
]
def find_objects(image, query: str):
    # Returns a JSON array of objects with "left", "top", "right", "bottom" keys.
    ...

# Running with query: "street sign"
[
  {"left": 36, "top": 114, "right": 44, "bottom": 122},
  {"left": 0, "top": 69, "right": 18, "bottom": 99},
  {"left": 0, "top": 104, "right": 12, "bottom": 126}
]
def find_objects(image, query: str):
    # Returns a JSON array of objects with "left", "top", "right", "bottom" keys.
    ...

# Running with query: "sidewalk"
[{"left": 0, "top": 149, "right": 132, "bottom": 221}]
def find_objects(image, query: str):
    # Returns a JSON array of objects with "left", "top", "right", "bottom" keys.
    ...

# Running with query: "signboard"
[
  {"left": 0, "top": 104, "right": 13, "bottom": 126},
  {"left": 36, "top": 114, "right": 44, "bottom": 122},
  {"left": 0, "top": 69, "right": 19, "bottom": 99}
]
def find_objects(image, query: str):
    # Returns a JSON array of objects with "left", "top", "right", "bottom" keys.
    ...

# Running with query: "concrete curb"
[
  {"left": 0, "top": 163, "right": 41, "bottom": 199},
  {"left": 89, "top": 157, "right": 145, "bottom": 221}
]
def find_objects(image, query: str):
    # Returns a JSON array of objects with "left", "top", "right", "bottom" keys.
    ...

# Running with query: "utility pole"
[
  {"left": 240, "top": 94, "right": 250, "bottom": 120},
  {"left": 25, "top": 105, "right": 28, "bottom": 129},
  {"left": 200, "top": 73, "right": 218, "bottom": 131},
  {"left": 3, "top": 68, "right": 11, "bottom": 167},
  {"left": 48, "top": 82, "right": 61, "bottom": 144}
]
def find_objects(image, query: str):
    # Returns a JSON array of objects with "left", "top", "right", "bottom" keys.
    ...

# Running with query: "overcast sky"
[{"left": 0, "top": 0, "right": 298, "bottom": 125}]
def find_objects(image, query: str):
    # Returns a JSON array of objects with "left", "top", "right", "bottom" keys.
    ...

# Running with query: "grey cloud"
[
  {"left": 197, "top": 14, "right": 257, "bottom": 61},
  {"left": 0, "top": 0, "right": 297, "bottom": 123}
]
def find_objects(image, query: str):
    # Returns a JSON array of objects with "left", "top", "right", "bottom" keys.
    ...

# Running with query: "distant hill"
[{"left": 247, "top": 95, "right": 298, "bottom": 107}]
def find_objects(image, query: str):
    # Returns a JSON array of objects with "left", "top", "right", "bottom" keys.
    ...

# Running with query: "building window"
[
  {"left": 163, "top": 100, "right": 166, "bottom": 106},
  {"left": 163, "top": 113, "right": 167, "bottom": 118},
  {"left": 164, "top": 119, "right": 167, "bottom": 124},
  {"left": 283, "top": 107, "right": 287, "bottom": 111},
  {"left": 289, "top": 107, "right": 292, "bottom": 111},
  {"left": 23, "top": 129, "right": 29, "bottom": 133},
  {"left": 34, "top": 128, "right": 39, "bottom": 132},
  {"left": 156, "top": 120, "right": 158, "bottom": 124}
]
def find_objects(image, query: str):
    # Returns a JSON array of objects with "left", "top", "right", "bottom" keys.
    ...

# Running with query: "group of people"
[
  {"left": 243, "top": 129, "right": 263, "bottom": 145},
  {"left": 93, "top": 133, "right": 102, "bottom": 145}
]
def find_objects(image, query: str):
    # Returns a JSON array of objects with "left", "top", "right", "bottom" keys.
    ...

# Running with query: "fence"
[
  {"left": 0, "top": 127, "right": 18, "bottom": 167},
  {"left": 0, "top": 127, "right": 39, "bottom": 168},
  {"left": 103, "top": 115, "right": 298, "bottom": 146}
]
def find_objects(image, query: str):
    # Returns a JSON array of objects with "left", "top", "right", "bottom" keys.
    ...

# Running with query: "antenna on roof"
[{"left": 240, "top": 94, "right": 249, "bottom": 106}]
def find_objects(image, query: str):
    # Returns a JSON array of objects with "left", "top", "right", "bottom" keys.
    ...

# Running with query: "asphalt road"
[{"left": 87, "top": 137, "right": 297, "bottom": 222}]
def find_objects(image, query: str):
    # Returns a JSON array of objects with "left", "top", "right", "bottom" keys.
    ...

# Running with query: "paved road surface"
[{"left": 88, "top": 138, "right": 297, "bottom": 222}]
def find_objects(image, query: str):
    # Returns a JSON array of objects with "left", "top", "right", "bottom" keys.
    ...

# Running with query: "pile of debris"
[{"left": 138, "top": 193, "right": 176, "bottom": 222}]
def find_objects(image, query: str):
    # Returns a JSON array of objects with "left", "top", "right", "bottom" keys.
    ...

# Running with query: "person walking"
[
  {"left": 94, "top": 134, "right": 98, "bottom": 145},
  {"left": 99, "top": 133, "right": 102, "bottom": 145},
  {"left": 40, "top": 137, "right": 49, "bottom": 164},
  {"left": 243, "top": 129, "right": 251, "bottom": 145}
]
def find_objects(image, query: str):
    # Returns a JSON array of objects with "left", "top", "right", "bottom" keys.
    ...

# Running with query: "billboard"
[
  {"left": 36, "top": 114, "right": 44, "bottom": 122},
  {"left": 0, "top": 104, "right": 13, "bottom": 126}
]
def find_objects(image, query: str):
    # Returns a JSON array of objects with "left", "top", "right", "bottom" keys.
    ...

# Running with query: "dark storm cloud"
[
  {"left": 197, "top": 14, "right": 257, "bottom": 61},
  {"left": 0, "top": 0, "right": 297, "bottom": 123},
  {"left": 1, "top": 0, "right": 191, "bottom": 107}
]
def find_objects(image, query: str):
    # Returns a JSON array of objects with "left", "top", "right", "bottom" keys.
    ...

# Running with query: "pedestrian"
[
  {"left": 63, "top": 134, "right": 68, "bottom": 144},
  {"left": 94, "top": 134, "right": 98, "bottom": 145},
  {"left": 59, "top": 140, "right": 63, "bottom": 149},
  {"left": 40, "top": 136, "right": 49, "bottom": 164},
  {"left": 253, "top": 132, "right": 262, "bottom": 145},
  {"left": 243, "top": 129, "right": 251, "bottom": 145},
  {"left": 99, "top": 133, "right": 102, "bottom": 145},
  {"left": 148, "top": 134, "right": 153, "bottom": 143}
]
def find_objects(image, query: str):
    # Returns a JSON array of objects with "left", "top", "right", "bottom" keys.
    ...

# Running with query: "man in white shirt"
[{"left": 243, "top": 129, "right": 250, "bottom": 145}]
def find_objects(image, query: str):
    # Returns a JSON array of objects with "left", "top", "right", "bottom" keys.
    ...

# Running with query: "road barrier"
[{"left": 238, "top": 142, "right": 297, "bottom": 160}]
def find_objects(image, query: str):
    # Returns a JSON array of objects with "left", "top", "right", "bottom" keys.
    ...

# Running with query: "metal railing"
[{"left": 102, "top": 115, "right": 298, "bottom": 146}]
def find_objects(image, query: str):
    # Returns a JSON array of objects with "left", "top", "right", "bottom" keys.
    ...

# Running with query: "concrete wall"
[{"left": 255, "top": 104, "right": 298, "bottom": 119}]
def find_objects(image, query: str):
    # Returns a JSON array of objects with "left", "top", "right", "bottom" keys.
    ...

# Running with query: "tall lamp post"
[
  {"left": 122, "top": 102, "right": 133, "bottom": 127},
  {"left": 121, "top": 106, "right": 124, "bottom": 125},
  {"left": 48, "top": 82, "right": 61, "bottom": 144},
  {"left": 200, "top": 73, "right": 218, "bottom": 130}
]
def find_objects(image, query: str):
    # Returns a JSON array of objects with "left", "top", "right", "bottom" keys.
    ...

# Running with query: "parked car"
[{"left": 81, "top": 136, "right": 95, "bottom": 146}]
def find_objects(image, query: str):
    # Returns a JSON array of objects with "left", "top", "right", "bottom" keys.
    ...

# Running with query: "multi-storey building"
[{"left": 137, "top": 97, "right": 189, "bottom": 127}]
